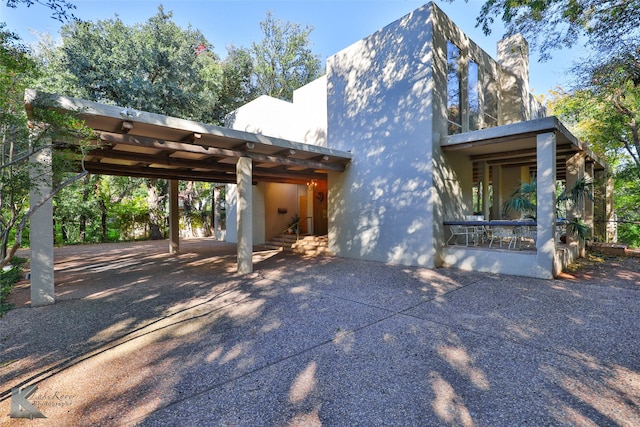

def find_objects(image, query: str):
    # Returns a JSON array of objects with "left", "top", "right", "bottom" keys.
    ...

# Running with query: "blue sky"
[{"left": 1, "top": 0, "right": 581, "bottom": 96}]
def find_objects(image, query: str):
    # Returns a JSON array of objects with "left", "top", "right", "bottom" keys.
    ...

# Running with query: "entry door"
[
  {"left": 313, "top": 180, "right": 328, "bottom": 235},
  {"left": 299, "top": 195, "right": 308, "bottom": 234}
]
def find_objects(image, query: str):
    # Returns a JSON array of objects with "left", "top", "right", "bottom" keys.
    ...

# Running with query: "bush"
[
  {"left": 0, "top": 257, "right": 26, "bottom": 317},
  {"left": 618, "top": 223, "right": 640, "bottom": 248}
]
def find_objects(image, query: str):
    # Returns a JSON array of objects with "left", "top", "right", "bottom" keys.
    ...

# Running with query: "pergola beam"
[{"left": 98, "top": 132, "right": 347, "bottom": 172}]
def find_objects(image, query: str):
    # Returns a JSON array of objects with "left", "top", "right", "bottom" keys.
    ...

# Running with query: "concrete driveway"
[{"left": 1, "top": 239, "right": 639, "bottom": 426}]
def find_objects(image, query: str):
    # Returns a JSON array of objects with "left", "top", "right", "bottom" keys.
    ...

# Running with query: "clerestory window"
[
  {"left": 447, "top": 41, "right": 462, "bottom": 135},
  {"left": 468, "top": 60, "right": 480, "bottom": 131},
  {"left": 447, "top": 40, "right": 500, "bottom": 133}
]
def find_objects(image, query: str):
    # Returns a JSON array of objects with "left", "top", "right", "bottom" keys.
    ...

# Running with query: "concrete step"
[{"left": 261, "top": 234, "right": 331, "bottom": 256}]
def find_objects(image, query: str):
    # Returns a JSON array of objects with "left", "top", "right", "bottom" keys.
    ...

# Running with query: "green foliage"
[
  {"left": 25, "top": 7, "right": 323, "bottom": 247},
  {"left": 213, "top": 46, "right": 255, "bottom": 125},
  {"left": 566, "top": 217, "right": 591, "bottom": 242},
  {"left": 460, "top": 0, "right": 640, "bottom": 60},
  {"left": 0, "top": 256, "right": 26, "bottom": 317},
  {"left": 614, "top": 165, "right": 640, "bottom": 247},
  {"left": 548, "top": 49, "right": 640, "bottom": 247},
  {"left": 251, "top": 11, "right": 322, "bottom": 101},
  {"left": 558, "top": 176, "right": 594, "bottom": 206},
  {"left": 5, "top": 0, "right": 77, "bottom": 22},
  {"left": 551, "top": 76, "right": 640, "bottom": 176},
  {"left": 35, "top": 6, "right": 220, "bottom": 122},
  {"left": 503, "top": 180, "right": 537, "bottom": 219},
  {"left": 0, "top": 25, "right": 92, "bottom": 263}
]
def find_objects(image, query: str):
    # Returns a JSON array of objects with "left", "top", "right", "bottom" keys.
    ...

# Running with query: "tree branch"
[{"left": 0, "top": 170, "right": 88, "bottom": 268}]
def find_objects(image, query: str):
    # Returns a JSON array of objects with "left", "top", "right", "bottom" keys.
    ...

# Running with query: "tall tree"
[
  {"left": 251, "top": 11, "right": 322, "bottom": 101},
  {"left": 547, "top": 48, "right": 640, "bottom": 247},
  {"left": 550, "top": 52, "right": 640, "bottom": 177},
  {"left": 212, "top": 45, "right": 255, "bottom": 125},
  {"left": 40, "top": 6, "right": 220, "bottom": 122},
  {"left": 0, "top": 25, "right": 93, "bottom": 266},
  {"left": 34, "top": 6, "right": 224, "bottom": 240}
]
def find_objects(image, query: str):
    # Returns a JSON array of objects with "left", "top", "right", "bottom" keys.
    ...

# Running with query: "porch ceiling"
[
  {"left": 441, "top": 117, "right": 607, "bottom": 182},
  {"left": 25, "top": 90, "right": 352, "bottom": 185}
]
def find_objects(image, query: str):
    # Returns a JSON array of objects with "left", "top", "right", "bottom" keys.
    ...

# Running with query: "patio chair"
[
  {"left": 489, "top": 226, "right": 517, "bottom": 249},
  {"left": 447, "top": 225, "right": 477, "bottom": 246},
  {"left": 516, "top": 224, "right": 537, "bottom": 247}
]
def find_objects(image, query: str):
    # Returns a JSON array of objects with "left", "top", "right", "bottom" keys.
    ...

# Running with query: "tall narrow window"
[
  {"left": 447, "top": 41, "right": 462, "bottom": 135},
  {"left": 483, "top": 71, "right": 499, "bottom": 128},
  {"left": 468, "top": 60, "right": 479, "bottom": 131}
]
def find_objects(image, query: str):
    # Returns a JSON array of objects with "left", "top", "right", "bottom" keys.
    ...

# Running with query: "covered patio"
[
  {"left": 24, "top": 89, "right": 352, "bottom": 306},
  {"left": 440, "top": 117, "right": 612, "bottom": 279}
]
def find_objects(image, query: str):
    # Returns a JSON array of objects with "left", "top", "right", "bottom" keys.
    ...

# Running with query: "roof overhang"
[
  {"left": 441, "top": 117, "right": 608, "bottom": 181},
  {"left": 25, "top": 89, "right": 352, "bottom": 184}
]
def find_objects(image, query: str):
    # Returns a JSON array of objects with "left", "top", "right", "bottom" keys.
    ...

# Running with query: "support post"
[
  {"left": 605, "top": 174, "right": 615, "bottom": 242},
  {"left": 584, "top": 161, "right": 594, "bottom": 240},
  {"left": 169, "top": 179, "right": 179, "bottom": 254},
  {"left": 236, "top": 157, "right": 253, "bottom": 274},
  {"left": 491, "top": 165, "right": 502, "bottom": 219},
  {"left": 566, "top": 153, "right": 585, "bottom": 255},
  {"left": 536, "top": 132, "right": 556, "bottom": 279},
  {"left": 29, "top": 144, "right": 55, "bottom": 306},
  {"left": 481, "top": 161, "right": 490, "bottom": 219},
  {"left": 213, "top": 185, "right": 222, "bottom": 240}
]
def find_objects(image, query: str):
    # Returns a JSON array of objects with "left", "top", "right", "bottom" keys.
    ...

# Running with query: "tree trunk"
[
  {"left": 100, "top": 199, "right": 107, "bottom": 242},
  {"left": 79, "top": 174, "right": 91, "bottom": 242},
  {"left": 147, "top": 179, "right": 164, "bottom": 240}
]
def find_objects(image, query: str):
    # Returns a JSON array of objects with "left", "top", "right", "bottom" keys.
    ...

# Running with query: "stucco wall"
[
  {"left": 327, "top": 3, "right": 437, "bottom": 267},
  {"left": 225, "top": 183, "right": 266, "bottom": 245},
  {"left": 327, "top": 2, "right": 518, "bottom": 268},
  {"left": 263, "top": 183, "right": 307, "bottom": 239},
  {"left": 226, "top": 76, "right": 328, "bottom": 146}
]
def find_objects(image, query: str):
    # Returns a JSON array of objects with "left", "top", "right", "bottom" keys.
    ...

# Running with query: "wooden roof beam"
[{"left": 98, "top": 131, "right": 347, "bottom": 171}]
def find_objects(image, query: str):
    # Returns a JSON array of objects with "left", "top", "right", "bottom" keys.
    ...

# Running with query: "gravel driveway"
[{"left": 1, "top": 239, "right": 638, "bottom": 426}]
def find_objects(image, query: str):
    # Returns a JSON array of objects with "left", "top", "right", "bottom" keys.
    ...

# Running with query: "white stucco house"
[
  {"left": 224, "top": 2, "right": 611, "bottom": 279},
  {"left": 25, "top": 2, "right": 612, "bottom": 307}
]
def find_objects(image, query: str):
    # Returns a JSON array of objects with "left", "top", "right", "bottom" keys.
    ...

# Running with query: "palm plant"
[
  {"left": 503, "top": 177, "right": 593, "bottom": 241},
  {"left": 558, "top": 176, "right": 594, "bottom": 206},
  {"left": 503, "top": 180, "right": 537, "bottom": 219},
  {"left": 559, "top": 177, "right": 594, "bottom": 242},
  {"left": 566, "top": 217, "right": 591, "bottom": 241}
]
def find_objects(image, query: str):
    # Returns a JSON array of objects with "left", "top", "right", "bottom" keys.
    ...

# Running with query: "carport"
[{"left": 24, "top": 89, "right": 352, "bottom": 306}]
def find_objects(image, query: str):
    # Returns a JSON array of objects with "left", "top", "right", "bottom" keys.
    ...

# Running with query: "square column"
[
  {"left": 584, "top": 161, "right": 594, "bottom": 240},
  {"left": 481, "top": 161, "right": 490, "bottom": 218},
  {"left": 213, "top": 185, "right": 223, "bottom": 240},
  {"left": 236, "top": 157, "right": 253, "bottom": 274},
  {"left": 535, "top": 132, "right": 556, "bottom": 279},
  {"left": 29, "top": 146, "right": 55, "bottom": 306},
  {"left": 605, "top": 174, "right": 616, "bottom": 242},
  {"left": 491, "top": 165, "right": 502, "bottom": 219},
  {"left": 169, "top": 179, "right": 179, "bottom": 254},
  {"left": 566, "top": 153, "right": 585, "bottom": 253}
]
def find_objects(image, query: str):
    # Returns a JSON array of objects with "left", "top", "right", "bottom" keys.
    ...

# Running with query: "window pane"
[
  {"left": 468, "top": 60, "right": 479, "bottom": 131},
  {"left": 447, "top": 41, "right": 461, "bottom": 135}
]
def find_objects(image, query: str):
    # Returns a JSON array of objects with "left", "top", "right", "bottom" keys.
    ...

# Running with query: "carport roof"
[
  {"left": 25, "top": 89, "right": 352, "bottom": 184},
  {"left": 441, "top": 117, "right": 608, "bottom": 181}
]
